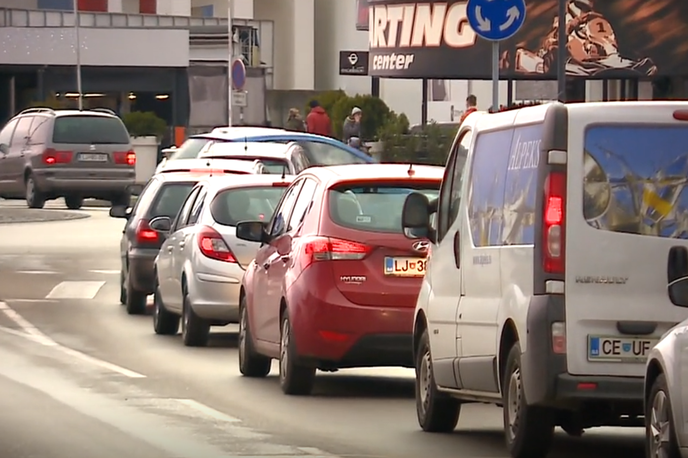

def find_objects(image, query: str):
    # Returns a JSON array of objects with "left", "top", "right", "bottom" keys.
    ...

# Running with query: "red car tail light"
[
  {"left": 42, "top": 148, "right": 73, "bottom": 164},
  {"left": 302, "top": 236, "right": 371, "bottom": 268},
  {"left": 135, "top": 220, "right": 159, "bottom": 244},
  {"left": 197, "top": 225, "right": 237, "bottom": 262},
  {"left": 114, "top": 150, "right": 136, "bottom": 166},
  {"left": 542, "top": 171, "right": 566, "bottom": 274}
]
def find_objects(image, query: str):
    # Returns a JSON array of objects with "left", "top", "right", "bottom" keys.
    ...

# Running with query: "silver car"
[{"left": 149, "top": 174, "right": 294, "bottom": 347}]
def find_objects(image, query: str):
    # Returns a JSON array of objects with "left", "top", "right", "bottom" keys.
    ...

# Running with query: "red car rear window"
[{"left": 328, "top": 182, "right": 439, "bottom": 233}]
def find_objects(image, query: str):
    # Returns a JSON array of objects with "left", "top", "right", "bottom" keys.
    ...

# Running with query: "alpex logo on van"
[{"left": 369, "top": 1, "right": 477, "bottom": 73}]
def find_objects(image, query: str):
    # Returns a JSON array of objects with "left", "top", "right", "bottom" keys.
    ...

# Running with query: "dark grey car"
[{"left": 0, "top": 107, "right": 135, "bottom": 209}]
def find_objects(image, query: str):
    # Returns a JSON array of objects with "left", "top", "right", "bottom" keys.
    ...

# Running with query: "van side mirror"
[
  {"left": 236, "top": 220, "right": 269, "bottom": 244},
  {"left": 149, "top": 216, "right": 172, "bottom": 233},
  {"left": 109, "top": 205, "right": 131, "bottom": 219},
  {"left": 402, "top": 192, "right": 432, "bottom": 240},
  {"left": 667, "top": 246, "right": 688, "bottom": 307}
]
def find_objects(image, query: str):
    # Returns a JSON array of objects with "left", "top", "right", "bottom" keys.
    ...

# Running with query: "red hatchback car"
[{"left": 234, "top": 163, "right": 443, "bottom": 395}]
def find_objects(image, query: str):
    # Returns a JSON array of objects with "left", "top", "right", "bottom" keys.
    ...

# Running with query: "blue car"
[{"left": 160, "top": 127, "right": 375, "bottom": 172}]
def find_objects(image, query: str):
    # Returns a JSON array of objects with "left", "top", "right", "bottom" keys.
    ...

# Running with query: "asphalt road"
[{"left": 0, "top": 203, "right": 647, "bottom": 458}]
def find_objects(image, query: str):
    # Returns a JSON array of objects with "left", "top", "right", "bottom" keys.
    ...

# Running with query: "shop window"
[
  {"left": 139, "top": 0, "right": 156, "bottom": 14},
  {"left": 77, "top": 0, "right": 107, "bottom": 12},
  {"left": 38, "top": 0, "right": 74, "bottom": 10}
]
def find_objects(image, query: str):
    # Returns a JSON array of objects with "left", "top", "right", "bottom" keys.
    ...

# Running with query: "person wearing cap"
[
  {"left": 343, "top": 107, "right": 363, "bottom": 144},
  {"left": 305, "top": 100, "right": 333, "bottom": 137}
]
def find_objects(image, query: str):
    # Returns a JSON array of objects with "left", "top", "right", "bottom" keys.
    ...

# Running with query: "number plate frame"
[
  {"left": 587, "top": 335, "right": 658, "bottom": 362},
  {"left": 78, "top": 153, "right": 107, "bottom": 162},
  {"left": 384, "top": 256, "right": 426, "bottom": 277}
]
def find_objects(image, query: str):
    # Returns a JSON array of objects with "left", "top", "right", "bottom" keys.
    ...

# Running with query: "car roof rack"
[
  {"left": 90, "top": 107, "right": 117, "bottom": 115},
  {"left": 19, "top": 107, "right": 56, "bottom": 115}
]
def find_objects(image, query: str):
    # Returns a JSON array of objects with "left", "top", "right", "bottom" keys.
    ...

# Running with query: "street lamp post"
[
  {"left": 74, "top": 0, "right": 83, "bottom": 110},
  {"left": 227, "top": 0, "right": 233, "bottom": 127}
]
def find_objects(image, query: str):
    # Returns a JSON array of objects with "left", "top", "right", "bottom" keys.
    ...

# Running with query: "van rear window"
[
  {"left": 210, "top": 186, "right": 286, "bottom": 226},
  {"left": 584, "top": 125, "right": 688, "bottom": 239},
  {"left": 53, "top": 115, "right": 130, "bottom": 144},
  {"left": 329, "top": 183, "right": 439, "bottom": 233}
]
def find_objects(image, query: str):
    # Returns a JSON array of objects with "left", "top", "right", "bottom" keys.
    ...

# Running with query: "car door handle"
[
  {"left": 262, "top": 262, "right": 271, "bottom": 270},
  {"left": 280, "top": 255, "right": 290, "bottom": 263},
  {"left": 179, "top": 241, "right": 185, "bottom": 249},
  {"left": 453, "top": 231, "right": 461, "bottom": 269},
  {"left": 167, "top": 246, "right": 173, "bottom": 252}
]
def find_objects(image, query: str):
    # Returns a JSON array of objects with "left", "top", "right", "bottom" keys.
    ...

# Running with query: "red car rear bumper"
[{"left": 286, "top": 265, "right": 415, "bottom": 369}]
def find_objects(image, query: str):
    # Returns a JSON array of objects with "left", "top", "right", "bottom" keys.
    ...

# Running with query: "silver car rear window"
[
  {"left": 210, "top": 186, "right": 287, "bottom": 226},
  {"left": 52, "top": 115, "right": 130, "bottom": 144},
  {"left": 149, "top": 183, "right": 195, "bottom": 219},
  {"left": 168, "top": 138, "right": 212, "bottom": 160}
]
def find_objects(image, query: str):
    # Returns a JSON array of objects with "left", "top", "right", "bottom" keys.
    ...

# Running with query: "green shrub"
[
  {"left": 331, "top": 94, "right": 392, "bottom": 140},
  {"left": 122, "top": 111, "right": 167, "bottom": 138},
  {"left": 379, "top": 119, "right": 456, "bottom": 165}
]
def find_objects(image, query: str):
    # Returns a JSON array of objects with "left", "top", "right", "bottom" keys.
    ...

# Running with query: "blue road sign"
[
  {"left": 466, "top": 0, "right": 526, "bottom": 42},
  {"left": 231, "top": 58, "right": 247, "bottom": 91}
]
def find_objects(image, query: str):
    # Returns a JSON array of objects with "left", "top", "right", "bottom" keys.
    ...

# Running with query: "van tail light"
[
  {"left": 197, "top": 226, "right": 236, "bottom": 263},
  {"left": 302, "top": 236, "right": 371, "bottom": 268},
  {"left": 543, "top": 171, "right": 566, "bottom": 274},
  {"left": 551, "top": 322, "right": 566, "bottom": 354},
  {"left": 135, "top": 220, "right": 159, "bottom": 244},
  {"left": 114, "top": 150, "right": 136, "bottom": 166},
  {"left": 42, "top": 148, "right": 73, "bottom": 164}
]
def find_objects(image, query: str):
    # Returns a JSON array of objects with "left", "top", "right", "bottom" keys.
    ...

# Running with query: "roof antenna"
[
  {"left": 244, "top": 136, "right": 248, "bottom": 152},
  {"left": 280, "top": 166, "right": 286, "bottom": 180},
  {"left": 407, "top": 162, "right": 415, "bottom": 177}
]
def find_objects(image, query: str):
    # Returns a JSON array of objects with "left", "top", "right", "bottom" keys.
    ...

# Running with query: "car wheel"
[
  {"left": 153, "top": 284, "right": 180, "bottom": 336},
  {"left": 279, "top": 311, "right": 315, "bottom": 395},
  {"left": 503, "top": 342, "right": 555, "bottom": 458},
  {"left": 181, "top": 290, "right": 209, "bottom": 347},
  {"left": 238, "top": 297, "right": 271, "bottom": 377},
  {"left": 125, "top": 268, "right": 147, "bottom": 315},
  {"left": 111, "top": 192, "right": 131, "bottom": 207},
  {"left": 64, "top": 195, "right": 83, "bottom": 210},
  {"left": 646, "top": 373, "right": 681, "bottom": 458},
  {"left": 25, "top": 173, "right": 45, "bottom": 209},
  {"left": 119, "top": 271, "right": 126, "bottom": 305},
  {"left": 415, "top": 329, "right": 461, "bottom": 432}
]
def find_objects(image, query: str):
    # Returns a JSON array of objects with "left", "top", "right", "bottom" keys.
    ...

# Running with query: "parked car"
[
  {"left": 398, "top": 101, "right": 688, "bottom": 458},
  {"left": 149, "top": 174, "right": 294, "bottom": 347},
  {"left": 157, "top": 158, "right": 270, "bottom": 176},
  {"left": 234, "top": 163, "right": 443, "bottom": 395},
  {"left": 201, "top": 142, "right": 302, "bottom": 174},
  {"left": 157, "top": 127, "right": 374, "bottom": 173},
  {"left": 110, "top": 166, "right": 247, "bottom": 315},
  {"left": 0, "top": 107, "right": 135, "bottom": 209}
]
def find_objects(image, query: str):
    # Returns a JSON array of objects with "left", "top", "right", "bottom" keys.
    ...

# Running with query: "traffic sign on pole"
[
  {"left": 231, "top": 58, "right": 246, "bottom": 91},
  {"left": 466, "top": 0, "right": 526, "bottom": 111}
]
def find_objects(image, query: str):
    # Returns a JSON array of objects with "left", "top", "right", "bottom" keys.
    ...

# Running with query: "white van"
[{"left": 400, "top": 101, "right": 688, "bottom": 458}]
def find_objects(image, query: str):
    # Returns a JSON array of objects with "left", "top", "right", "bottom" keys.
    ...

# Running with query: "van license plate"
[
  {"left": 79, "top": 153, "right": 107, "bottom": 162},
  {"left": 384, "top": 257, "right": 426, "bottom": 277},
  {"left": 587, "top": 335, "right": 658, "bottom": 362}
]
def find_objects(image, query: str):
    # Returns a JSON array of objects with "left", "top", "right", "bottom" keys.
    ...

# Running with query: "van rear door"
[{"left": 565, "top": 103, "right": 688, "bottom": 377}]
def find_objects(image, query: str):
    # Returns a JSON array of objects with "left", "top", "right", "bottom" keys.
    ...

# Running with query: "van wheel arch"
[
  {"left": 413, "top": 311, "right": 428, "bottom": 361},
  {"left": 499, "top": 320, "right": 519, "bottom": 390}
]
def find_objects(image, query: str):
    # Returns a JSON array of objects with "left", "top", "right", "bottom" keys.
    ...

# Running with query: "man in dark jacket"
[
  {"left": 306, "top": 100, "right": 332, "bottom": 137},
  {"left": 342, "top": 107, "right": 362, "bottom": 144}
]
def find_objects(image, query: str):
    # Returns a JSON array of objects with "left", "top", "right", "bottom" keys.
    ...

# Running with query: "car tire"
[
  {"left": 119, "top": 271, "right": 126, "bottom": 305},
  {"left": 415, "top": 329, "right": 461, "bottom": 432},
  {"left": 503, "top": 342, "right": 555, "bottom": 458},
  {"left": 111, "top": 193, "right": 131, "bottom": 207},
  {"left": 238, "top": 297, "right": 271, "bottom": 377},
  {"left": 64, "top": 195, "right": 83, "bottom": 210},
  {"left": 181, "top": 290, "right": 210, "bottom": 347},
  {"left": 153, "top": 284, "right": 180, "bottom": 336},
  {"left": 25, "top": 173, "right": 45, "bottom": 209},
  {"left": 279, "top": 311, "right": 315, "bottom": 395},
  {"left": 646, "top": 373, "right": 681, "bottom": 458},
  {"left": 125, "top": 268, "right": 147, "bottom": 315}
]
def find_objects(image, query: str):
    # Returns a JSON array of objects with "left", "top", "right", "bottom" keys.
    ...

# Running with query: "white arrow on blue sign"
[{"left": 466, "top": 0, "right": 526, "bottom": 42}]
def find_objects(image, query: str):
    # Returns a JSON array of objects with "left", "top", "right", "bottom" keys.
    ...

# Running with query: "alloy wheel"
[
  {"left": 506, "top": 368, "right": 522, "bottom": 441},
  {"left": 418, "top": 350, "right": 432, "bottom": 415},
  {"left": 26, "top": 179, "right": 35, "bottom": 202},
  {"left": 239, "top": 309, "right": 247, "bottom": 361},
  {"left": 650, "top": 390, "right": 672, "bottom": 458},
  {"left": 279, "top": 319, "right": 290, "bottom": 380}
]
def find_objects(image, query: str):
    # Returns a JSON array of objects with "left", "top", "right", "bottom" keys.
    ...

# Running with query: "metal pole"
[
  {"left": 227, "top": 0, "right": 233, "bottom": 127},
  {"left": 556, "top": 0, "right": 566, "bottom": 102},
  {"left": 74, "top": 0, "right": 83, "bottom": 110},
  {"left": 491, "top": 41, "right": 499, "bottom": 111}
]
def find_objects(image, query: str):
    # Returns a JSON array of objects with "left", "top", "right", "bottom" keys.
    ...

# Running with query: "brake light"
[
  {"left": 135, "top": 220, "right": 159, "bottom": 244},
  {"left": 42, "top": 148, "right": 73, "bottom": 164},
  {"left": 673, "top": 110, "right": 688, "bottom": 121},
  {"left": 114, "top": 150, "right": 136, "bottom": 166},
  {"left": 543, "top": 171, "right": 566, "bottom": 274},
  {"left": 189, "top": 169, "right": 225, "bottom": 176},
  {"left": 302, "top": 236, "right": 371, "bottom": 268},
  {"left": 197, "top": 226, "right": 236, "bottom": 262}
]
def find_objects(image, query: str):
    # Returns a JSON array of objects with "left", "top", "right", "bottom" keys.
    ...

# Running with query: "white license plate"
[
  {"left": 79, "top": 153, "right": 107, "bottom": 162},
  {"left": 587, "top": 335, "right": 658, "bottom": 362},
  {"left": 384, "top": 257, "right": 426, "bottom": 277}
]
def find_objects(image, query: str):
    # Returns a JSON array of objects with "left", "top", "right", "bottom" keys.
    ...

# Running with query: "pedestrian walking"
[
  {"left": 342, "top": 107, "right": 363, "bottom": 144},
  {"left": 285, "top": 108, "right": 306, "bottom": 132},
  {"left": 305, "top": 100, "right": 333, "bottom": 137},
  {"left": 460, "top": 94, "right": 478, "bottom": 123}
]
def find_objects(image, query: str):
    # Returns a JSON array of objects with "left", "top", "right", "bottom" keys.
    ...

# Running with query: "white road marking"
[
  {"left": 0, "top": 301, "right": 145, "bottom": 378},
  {"left": 174, "top": 399, "right": 242, "bottom": 422},
  {"left": 16, "top": 270, "right": 58, "bottom": 274},
  {"left": 45, "top": 280, "right": 105, "bottom": 299},
  {"left": 89, "top": 269, "right": 120, "bottom": 275},
  {"left": 4, "top": 299, "right": 59, "bottom": 303}
]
